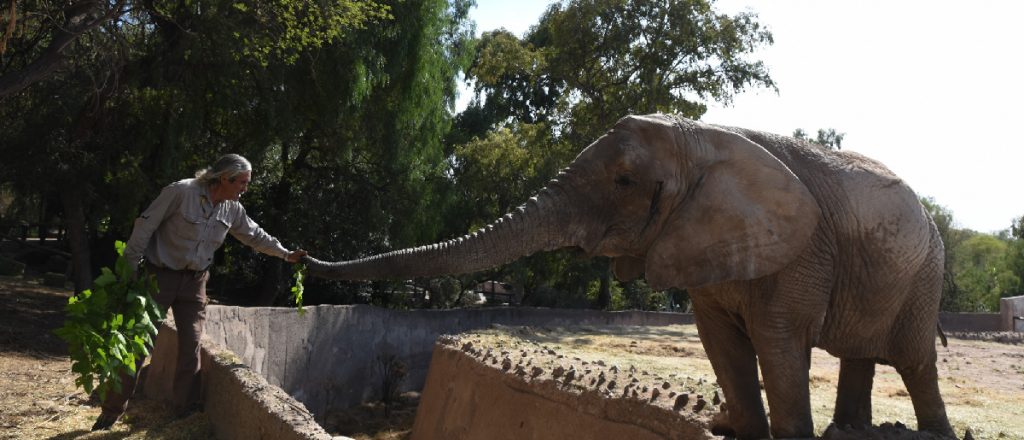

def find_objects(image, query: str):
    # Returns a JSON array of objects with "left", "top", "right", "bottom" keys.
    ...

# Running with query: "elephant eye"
[{"left": 615, "top": 174, "right": 635, "bottom": 189}]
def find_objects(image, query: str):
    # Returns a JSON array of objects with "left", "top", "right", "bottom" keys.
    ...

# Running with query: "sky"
[{"left": 458, "top": 0, "right": 1024, "bottom": 234}]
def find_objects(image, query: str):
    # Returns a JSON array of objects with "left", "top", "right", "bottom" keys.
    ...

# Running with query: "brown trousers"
[{"left": 100, "top": 262, "right": 209, "bottom": 416}]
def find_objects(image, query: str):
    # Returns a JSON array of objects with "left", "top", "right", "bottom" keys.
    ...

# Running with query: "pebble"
[
  {"left": 662, "top": 381, "right": 671, "bottom": 389},
  {"left": 693, "top": 396, "right": 707, "bottom": 412},
  {"left": 713, "top": 389, "right": 725, "bottom": 405},
  {"left": 673, "top": 393, "right": 690, "bottom": 411}
]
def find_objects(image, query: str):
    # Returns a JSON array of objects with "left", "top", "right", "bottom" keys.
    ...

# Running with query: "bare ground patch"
[{"left": 0, "top": 275, "right": 217, "bottom": 440}]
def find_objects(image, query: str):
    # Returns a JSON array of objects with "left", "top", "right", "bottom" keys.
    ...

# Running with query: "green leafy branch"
[
  {"left": 52, "top": 241, "right": 164, "bottom": 402},
  {"left": 292, "top": 262, "right": 307, "bottom": 316}
]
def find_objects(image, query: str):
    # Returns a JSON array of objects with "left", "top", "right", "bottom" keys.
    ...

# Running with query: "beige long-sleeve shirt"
[{"left": 123, "top": 178, "right": 291, "bottom": 271}]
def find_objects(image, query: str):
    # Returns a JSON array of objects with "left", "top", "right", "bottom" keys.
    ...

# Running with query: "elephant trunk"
[{"left": 303, "top": 181, "right": 575, "bottom": 280}]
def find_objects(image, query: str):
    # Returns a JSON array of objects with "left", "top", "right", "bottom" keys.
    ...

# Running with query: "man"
[{"left": 92, "top": 154, "right": 308, "bottom": 430}]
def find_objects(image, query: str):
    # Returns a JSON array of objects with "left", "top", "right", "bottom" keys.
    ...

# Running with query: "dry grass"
[{"left": 0, "top": 274, "right": 218, "bottom": 440}]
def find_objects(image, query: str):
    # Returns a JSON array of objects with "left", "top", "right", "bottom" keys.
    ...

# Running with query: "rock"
[
  {"left": 502, "top": 358, "right": 512, "bottom": 370},
  {"left": 822, "top": 422, "right": 838, "bottom": 438},
  {"left": 548, "top": 349, "right": 556, "bottom": 355},
  {"left": 461, "top": 341, "right": 475, "bottom": 352},
  {"left": 713, "top": 389, "right": 725, "bottom": 405},
  {"left": 693, "top": 396, "right": 706, "bottom": 412},
  {"left": 596, "top": 377, "right": 606, "bottom": 387},
  {"left": 662, "top": 381, "right": 671, "bottom": 389},
  {"left": 501, "top": 350, "right": 510, "bottom": 356},
  {"left": 673, "top": 393, "right": 690, "bottom": 411},
  {"left": 563, "top": 370, "right": 576, "bottom": 383},
  {"left": 668, "top": 391, "right": 676, "bottom": 398},
  {"left": 894, "top": 421, "right": 905, "bottom": 429},
  {"left": 607, "top": 380, "right": 616, "bottom": 390},
  {"left": 964, "top": 428, "right": 975, "bottom": 440},
  {"left": 631, "top": 389, "right": 640, "bottom": 399},
  {"left": 610, "top": 365, "right": 620, "bottom": 373},
  {"left": 552, "top": 365, "right": 565, "bottom": 378},
  {"left": 631, "top": 377, "right": 639, "bottom": 383},
  {"left": 530, "top": 366, "right": 544, "bottom": 378},
  {"left": 597, "top": 359, "right": 606, "bottom": 366},
  {"left": 630, "top": 365, "right": 637, "bottom": 374},
  {"left": 642, "top": 371, "right": 650, "bottom": 376},
  {"left": 651, "top": 388, "right": 660, "bottom": 400},
  {"left": 641, "top": 386, "right": 649, "bottom": 393}
]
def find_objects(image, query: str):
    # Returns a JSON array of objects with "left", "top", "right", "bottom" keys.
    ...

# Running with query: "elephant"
[{"left": 303, "top": 114, "right": 953, "bottom": 439}]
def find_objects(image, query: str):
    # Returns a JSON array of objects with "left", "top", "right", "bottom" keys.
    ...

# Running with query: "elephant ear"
[
  {"left": 644, "top": 128, "right": 821, "bottom": 290},
  {"left": 614, "top": 255, "right": 646, "bottom": 281}
]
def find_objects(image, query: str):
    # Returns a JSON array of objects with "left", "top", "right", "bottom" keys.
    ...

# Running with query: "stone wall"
[
  {"left": 1001, "top": 296, "right": 1024, "bottom": 332},
  {"left": 144, "top": 318, "right": 335, "bottom": 440},
  {"left": 201, "top": 305, "right": 694, "bottom": 416},
  {"left": 938, "top": 312, "right": 1002, "bottom": 333}
]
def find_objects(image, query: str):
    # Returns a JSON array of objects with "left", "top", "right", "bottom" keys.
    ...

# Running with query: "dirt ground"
[
  {"left": 3, "top": 271, "right": 1023, "bottom": 439},
  {"left": 462, "top": 324, "right": 1024, "bottom": 439},
  {"left": 0, "top": 274, "right": 217, "bottom": 440}
]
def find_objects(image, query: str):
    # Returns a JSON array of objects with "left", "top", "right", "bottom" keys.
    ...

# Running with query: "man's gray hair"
[{"left": 195, "top": 154, "right": 252, "bottom": 186}]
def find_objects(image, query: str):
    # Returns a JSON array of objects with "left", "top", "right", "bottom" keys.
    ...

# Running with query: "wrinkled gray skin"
[{"left": 304, "top": 114, "right": 953, "bottom": 439}]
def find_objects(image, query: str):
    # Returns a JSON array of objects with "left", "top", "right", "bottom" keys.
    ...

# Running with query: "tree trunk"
[
  {"left": 59, "top": 185, "right": 92, "bottom": 294},
  {"left": 597, "top": 257, "right": 612, "bottom": 310},
  {"left": 254, "top": 142, "right": 294, "bottom": 306}
]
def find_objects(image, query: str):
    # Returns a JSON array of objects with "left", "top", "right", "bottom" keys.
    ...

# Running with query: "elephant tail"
[{"left": 936, "top": 321, "right": 948, "bottom": 348}]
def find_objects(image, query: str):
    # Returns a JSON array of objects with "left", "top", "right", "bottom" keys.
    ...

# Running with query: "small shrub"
[
  {"left": 0, "top": 255, "right": 26, "bottom": 276},
  {"left": 43, "top": 272, "right": 67, "bottom": 288},
  {"left": 374, "top": 353, "right": 407, "bottom": 418}
]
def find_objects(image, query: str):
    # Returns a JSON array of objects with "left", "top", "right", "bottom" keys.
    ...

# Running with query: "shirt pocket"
[
  {"left": 175, "top": 212, "right": 206, "bottom": 242},
  {"left": 209, "top": 214, "right": 231, "bottom": 246}
]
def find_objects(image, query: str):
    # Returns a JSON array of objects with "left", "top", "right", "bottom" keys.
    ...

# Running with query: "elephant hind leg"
[
  {"left": 833, "top": 358, "right": 874, "bottom": 429},
  {"left": 898, "top": 362, "right": 954, "bottom": 436}
]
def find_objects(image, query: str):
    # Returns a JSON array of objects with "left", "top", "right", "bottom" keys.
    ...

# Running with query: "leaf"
[
  {"left": 115, "top": 240, "right": 126, "bottom": 256},
  {"left": 94, "top": 273, "right": 117, "bottom": 287}
]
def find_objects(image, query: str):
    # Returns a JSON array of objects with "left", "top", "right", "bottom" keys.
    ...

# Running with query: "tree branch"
[{"left": 0, "top": 0, "right": 129, "bottom": 98}]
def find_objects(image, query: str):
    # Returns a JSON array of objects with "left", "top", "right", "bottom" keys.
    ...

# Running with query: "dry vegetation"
[{"left": 0, "top": 274, "right": 217, "bottom": 440}]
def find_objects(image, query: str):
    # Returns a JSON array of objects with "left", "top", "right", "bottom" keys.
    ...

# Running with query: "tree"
[
  {"left": 1, "top": 0, "right": 474, "bottom": 298},
  {"left": 0, "top": 0, "right": 390, "bottom": 98},
  {"left": 446, "top": 0, "right": 776, "bottom": 310},
  {"left": 793, "top": 128, "right": 844, "bottom": 150}
]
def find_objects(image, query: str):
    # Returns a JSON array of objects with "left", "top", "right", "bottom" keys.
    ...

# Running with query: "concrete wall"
[
  {"left": 144, "top": 319, "right": 335, "bottom": 440},
  {"left": 938, "top": 312, "right": 1001, "bottom": 332},
  {"left": 1002, "top": 296, "right": 1024, "bottom": 332},
  {"left": 201, "top": 305, "right": 695, "bottom": 417}
]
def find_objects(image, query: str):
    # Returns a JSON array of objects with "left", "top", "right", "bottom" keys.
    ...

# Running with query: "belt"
[
  {"left": 178, "top": 268, "right": 208, "bottom": 279},
  {"left": 144, "top": 260, "right": 208, "bottom": 278}
]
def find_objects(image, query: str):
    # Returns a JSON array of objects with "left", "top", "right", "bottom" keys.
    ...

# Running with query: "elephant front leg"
[
  {"left": 754, "top": 335, "right": 815, "bottom": 438},
  {"left": 834, "top": 358, "right": 875, "bottom": 428},
  {"left": 693, "top": 309, "right": 770, "bottom": 440}
]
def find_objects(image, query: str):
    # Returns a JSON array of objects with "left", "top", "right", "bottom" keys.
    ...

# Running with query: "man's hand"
[{"left": 287, "top": 250, "right": 308, "bottom": 263}]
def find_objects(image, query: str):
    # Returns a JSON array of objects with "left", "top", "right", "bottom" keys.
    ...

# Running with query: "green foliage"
[
  {"left": 922, "top": 196, "right": 1024, "bottom": 312},
  {"left": 793, "top": 128, "right": 845, "bottom": 150},
  {"left": 291, "top": 263, "right": 306, "bottom": 316},
  {"left": 443, "top": 0, "right": 775, "bottom": 310},
  {"left": 52, "top": 241, "right": 164, "bottom": 402}
]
